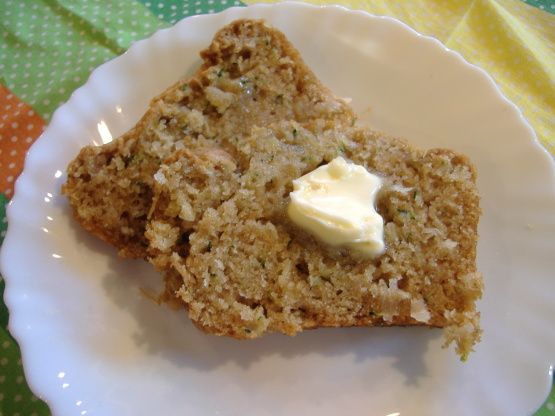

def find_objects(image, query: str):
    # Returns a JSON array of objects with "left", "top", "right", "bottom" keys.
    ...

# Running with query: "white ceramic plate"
[{"left": 2, "top": 3, "right": 555, "bottom": 415}]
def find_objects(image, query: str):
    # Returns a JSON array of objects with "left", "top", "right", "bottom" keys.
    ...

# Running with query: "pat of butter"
[{"left": 287, "top": 157, "right": 385, "bottom": 258}]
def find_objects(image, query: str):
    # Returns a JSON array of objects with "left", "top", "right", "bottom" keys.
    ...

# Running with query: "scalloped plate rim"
[{"left": 1, "top": 2, "right": 554, "bottom": 415}]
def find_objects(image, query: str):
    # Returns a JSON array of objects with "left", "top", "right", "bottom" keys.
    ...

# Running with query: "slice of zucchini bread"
[
  {"left": 146, "top": 120, "right": 482, "bottom": 360},
  {"left": 63, "top": 19, "right": 355, "bottom": 258}
]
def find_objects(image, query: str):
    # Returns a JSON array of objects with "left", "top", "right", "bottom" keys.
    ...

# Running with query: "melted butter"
[{"left": 288, "top": 157, "right": 384, "bottom": 258}]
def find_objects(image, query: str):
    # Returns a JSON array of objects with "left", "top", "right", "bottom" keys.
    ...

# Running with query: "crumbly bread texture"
[
  {"left": 64, "top": 19, "right": 483, "bottom": 359},
  {"left": 62, "top": 19, "right": 354, "bottom": 258},
  {"left": 147, "top": 120, "right": 483, "bottom": 360}
]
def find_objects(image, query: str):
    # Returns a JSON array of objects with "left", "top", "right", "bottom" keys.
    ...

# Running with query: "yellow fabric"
[{"left": 244, "top": 0, "right": 555, "bottom": 155}]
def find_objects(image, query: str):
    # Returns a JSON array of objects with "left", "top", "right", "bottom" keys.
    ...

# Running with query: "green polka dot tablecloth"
[{"left": 0, "top": 1, "right": 554, "bottom": 415}]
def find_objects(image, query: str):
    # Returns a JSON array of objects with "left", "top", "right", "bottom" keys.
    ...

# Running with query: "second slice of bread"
[{"left": 146, "top": 120, "right": 482, "bottom": 360}]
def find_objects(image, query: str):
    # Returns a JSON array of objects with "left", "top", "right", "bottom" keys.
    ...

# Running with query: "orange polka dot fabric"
[{"left": 0, "top": 84, "right": 45, "bottom": 197}]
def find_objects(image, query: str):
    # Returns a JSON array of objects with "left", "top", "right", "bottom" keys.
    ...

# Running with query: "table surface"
[{"left": 1, "top": 0, "right": 554, "bottom": 415}]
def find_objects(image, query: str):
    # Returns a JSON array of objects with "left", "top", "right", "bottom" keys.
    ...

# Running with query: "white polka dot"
[
  {"left": 10, "top": 136, "right": 17, "bottom": 143},
  {"left": 26, "top": 136, "right": 34, "bottom": 143},
  {"left": 0, "top": 357, "right": 7, "bottom": 365},
  {"left": 1, "top": 340, "right": 9, "bottom": 348},
  {"left": 14, "top": 394, "right": 22, "bottom": 402},
  {"left": 10, "top": 149, "right": 16, "bottom": 156},
  {"left": 546, "top": 402, "right": 554, "bottom": 410},
  {"left": 16, "top": 375, "right": 23, "bottom": 384},
  {"left": 11, "top": 122, "right": 18, "bottom": 128}
]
